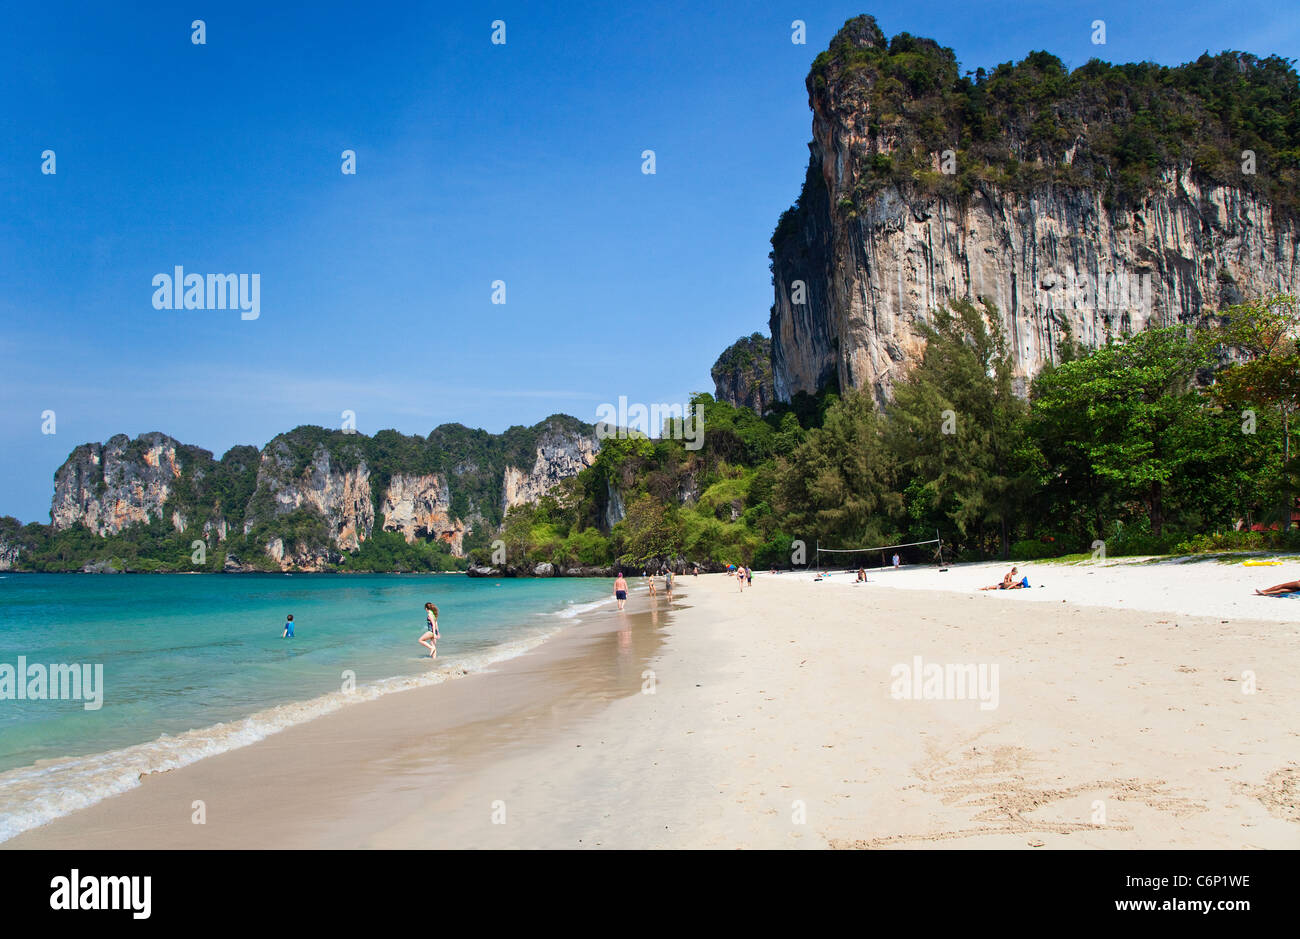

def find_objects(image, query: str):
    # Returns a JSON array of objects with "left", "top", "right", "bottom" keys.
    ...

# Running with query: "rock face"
[
  {"left": 0, "top": 537, "right": 19, "bottom": 571},
  {"left": 711, "top": 333, "right": 776, "bottom": 414},
  {"left": 51, "top": 433, "right": 201, "bottom": 535},
  {"left": 380, "top": 473, "right": 467, "bottom": 556},
  {"left": 501, "top": 427, "right": 598, "bottom": 513},
  {"left": 43, "top": 417, "right": 600, "bottom": 570},
  {"left": 246, "top": 440, "right": 374, "bottom": 552},
  {"left": 603, "top": 480, "right": 626, "bottom": 529},
  {"left": 769, "top": 17, "right": 1300, "bottom": 403}
]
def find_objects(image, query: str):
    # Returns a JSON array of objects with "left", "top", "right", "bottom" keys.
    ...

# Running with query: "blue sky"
[{"left": 2, "top": 0, "right": 1297, "bottom": 522}]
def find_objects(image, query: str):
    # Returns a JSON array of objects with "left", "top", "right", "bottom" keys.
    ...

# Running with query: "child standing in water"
[
  {"left": 419, "top": 602, "right": 440, "bottom": 658},
  {"left": 282, "top": 614, "right": 294, "bottom": 639}
]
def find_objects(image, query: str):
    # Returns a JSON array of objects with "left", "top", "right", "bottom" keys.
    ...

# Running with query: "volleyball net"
[{"left": 814, "top": 536, "right": 945, "bottom": 571}]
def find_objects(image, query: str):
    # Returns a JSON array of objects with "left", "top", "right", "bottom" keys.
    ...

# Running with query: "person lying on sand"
[
  {"left": 980, "top": 567, "right": 1025, "bottom": 590},
  {"left": 1255, "top": 578, "right": 1300, "bottom": 596}
]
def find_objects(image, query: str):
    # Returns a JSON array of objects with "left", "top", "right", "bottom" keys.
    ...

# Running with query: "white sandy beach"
[{"left": 6, "top": 558, "right": 1299, "bottom": 849}]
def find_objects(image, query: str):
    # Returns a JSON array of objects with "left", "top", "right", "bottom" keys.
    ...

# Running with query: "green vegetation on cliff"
[{"left": 782, "top": 13, "right": 1300, "bottom": 237}]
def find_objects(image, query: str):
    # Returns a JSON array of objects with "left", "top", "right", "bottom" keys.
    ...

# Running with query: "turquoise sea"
[{"left": 0, "top": 573, "right": 614, "bottom": 842}]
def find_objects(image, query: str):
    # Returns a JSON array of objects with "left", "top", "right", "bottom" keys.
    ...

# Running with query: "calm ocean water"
[{"left": 0, "top": 573, "right": 614, "bottom": 841}]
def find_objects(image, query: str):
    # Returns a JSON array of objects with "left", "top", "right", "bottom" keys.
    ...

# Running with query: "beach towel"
[{"left": 1274, "top": 591, "right": 1300, "bottom": 599}]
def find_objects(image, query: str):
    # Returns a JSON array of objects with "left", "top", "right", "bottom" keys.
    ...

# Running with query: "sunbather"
[
  {"left": 1255, "top": 578, "right": 1300, "bottom": 596},
  {"left": 980, "top": 566, "right": 1025, "bottom": 590}
]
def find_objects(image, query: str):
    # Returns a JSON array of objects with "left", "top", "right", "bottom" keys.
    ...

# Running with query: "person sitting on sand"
[
  {"left": 419, "top": 602, "right": 439, "bottom": 658},
  {"left": 980, "top": 567, "right": 1022, "bottom": 591},
  {"left": 614, "top": 572, "right": 628, "bottom": 610},
  {"left": 856, "top": 567, "right": 866, "bottom": 583},
  {"left": 1255, "top": 578, "right": 1300, "bottom": 596}
]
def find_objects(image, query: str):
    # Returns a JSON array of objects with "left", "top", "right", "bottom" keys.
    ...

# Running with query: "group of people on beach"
[
  {"left": 613, "top": 568, "right": 676, "bottom": 610},
  {"left": 731, "top": 565, "right": 752, "bottom": 590},
  {"left": 281, "top": 562, "right": 1300, "bottom": 666}
]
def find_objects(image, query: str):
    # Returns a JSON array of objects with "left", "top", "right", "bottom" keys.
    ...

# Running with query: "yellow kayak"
[{"left": 1241, "top": 559, "right": 1283, "bottom": 567}]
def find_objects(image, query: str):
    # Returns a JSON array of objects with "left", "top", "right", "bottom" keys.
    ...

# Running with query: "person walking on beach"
[
  {"left": 737, "top": 565, "right": 746, "bottom": 591},
  {"left": 419, "top": 602, "right": 440, "bottom": 658},
  {"left": 282, "top": 614, "right": 294, "bottom": 639},
  {"left": 648, "top": 571, "right": 657, "bottom": 597},
  {"left": 746, "top": 566, "right": 753, "bottom": 587},
  {"left": 892, "top": 553, "right": 901, "bottom": 569},
  {"left": 615, "top": 572, "right": 628, "bottom": 610},
  {"left": 665, "top": 568, "right": 674, "bottom": 599}
]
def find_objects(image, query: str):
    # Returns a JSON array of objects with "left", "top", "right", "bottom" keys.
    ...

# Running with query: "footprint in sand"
[{"left": 831, "top": 730, "right": 1205, "bottom": 848}]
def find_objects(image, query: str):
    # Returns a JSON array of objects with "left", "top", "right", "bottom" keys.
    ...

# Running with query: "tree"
[
  {"left": 773, "top": 390, "right": 900, "bottom": 547},
  {"left": 619, "top": 495, "right": 683, "bottom": 567},
  {"left": 1213, "top": 295, "right": 1300, "bottom": 528},
  {"left": 886, "top": 298, "right": 1033, "bottom": 557},
  {"left": 1030, "top": 326, "right": 1212, "bottom": 537}
]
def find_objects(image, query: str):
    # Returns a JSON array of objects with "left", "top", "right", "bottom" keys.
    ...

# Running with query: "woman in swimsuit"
[{"left": 419, "top": 602, "right": 440, "bottom": 658}]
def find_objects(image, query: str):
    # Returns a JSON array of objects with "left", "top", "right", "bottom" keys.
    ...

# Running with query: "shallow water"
[{"left": 0, "top": 573, "right": 612, "bottom": 840}]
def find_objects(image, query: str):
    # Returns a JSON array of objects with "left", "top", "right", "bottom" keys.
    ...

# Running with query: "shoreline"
[
  {"left": 2, "top": 582, "right": 672, "bottom": 848},
  {"left": 7, "top": 563, "right": 1299, "bottom": 849},
  {"left": 0, "top": 578, "right": 622, "bottom": 844}
]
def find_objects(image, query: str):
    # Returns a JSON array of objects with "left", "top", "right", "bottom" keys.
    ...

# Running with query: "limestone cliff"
[
  {"left": 501, "top": 426, "right": 598, "bottom": 514},
  {"left": 769, "top": 16, "right": 1300, "bottom": 402},
  {"left": 711, "top": 333, "right": 776, "bottom": 414},
  {"left": 380, "top": 473, "right": 467, "bottom": 556},
  {"left": 50, "top": 432, "right": 204, "bottom": 535},
  {"left": 244, "top": 437, "right": 375, "bottom": 553},
  {"left": 43, "top": 416, "right": 598, "bottom": 570},
  {"left": 0, "top": 532, "right": 19, "bottom": 571}
]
